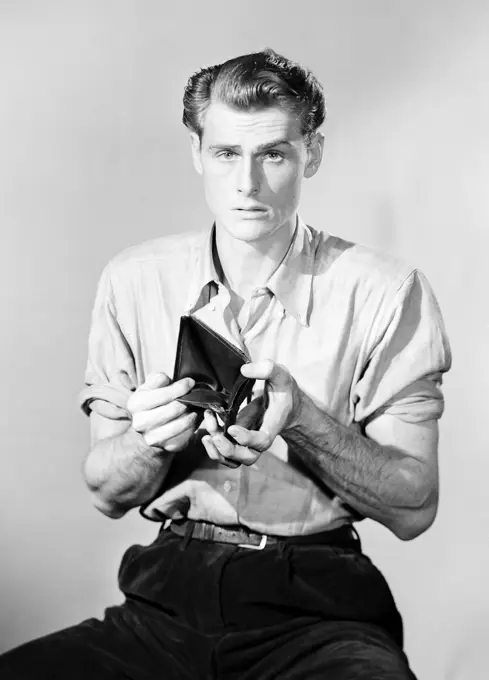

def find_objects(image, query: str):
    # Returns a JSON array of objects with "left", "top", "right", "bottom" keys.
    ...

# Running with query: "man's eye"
[
  {"left": 216, "top": 151, "right": 237, "bottom": 160},
  {"left": 264, "top": 151, "right": 284, "bottom": 162}
]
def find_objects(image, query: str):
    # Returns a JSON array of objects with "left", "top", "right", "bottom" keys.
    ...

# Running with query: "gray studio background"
[{"left": 1, "top": 1, "right": 488, "bottom": 678}]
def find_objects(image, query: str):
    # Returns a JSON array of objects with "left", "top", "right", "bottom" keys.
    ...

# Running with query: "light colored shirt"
[{"left": 80, "top": 218, "right": 451, "bottom": 535}]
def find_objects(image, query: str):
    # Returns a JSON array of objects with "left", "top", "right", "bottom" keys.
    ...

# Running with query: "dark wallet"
[{"left": 172, "top": 315, "right": 256, "bottom": 435}]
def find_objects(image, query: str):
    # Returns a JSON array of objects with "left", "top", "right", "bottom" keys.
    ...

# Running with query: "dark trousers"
[{"left": 0, "top": 526, "right": 417, "bottom": 679}]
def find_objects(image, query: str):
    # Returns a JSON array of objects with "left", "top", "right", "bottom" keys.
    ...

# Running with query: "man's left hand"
[{"left": 201, "top": 360, "right": 304, "bottom": 468}]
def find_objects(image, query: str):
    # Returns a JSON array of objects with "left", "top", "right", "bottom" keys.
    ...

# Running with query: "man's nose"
[{"left": 237, "top": 158, "right": 260, "bottom": 196}]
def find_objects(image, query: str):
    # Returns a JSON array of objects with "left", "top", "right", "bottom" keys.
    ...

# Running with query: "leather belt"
[{"left": 166, "top": 518, "right": 360, "bottom": 551}]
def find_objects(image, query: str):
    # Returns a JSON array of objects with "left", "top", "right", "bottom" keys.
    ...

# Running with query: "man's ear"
[
  {"left": 304, "top": 131, "right": 324, "bottom": 179},
  {"left": 190, "top": 132, "right": 203, "bottom": 174}
]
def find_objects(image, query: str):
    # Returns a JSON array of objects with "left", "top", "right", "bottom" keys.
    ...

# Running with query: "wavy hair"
[{"left": 182, "top": 48, "right": 326, "bottom": 143}]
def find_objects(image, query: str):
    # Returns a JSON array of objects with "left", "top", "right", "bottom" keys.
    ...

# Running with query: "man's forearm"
[
  {"left": 83, "top": 427, "right": 174, "bottom": 518},
  {"left": 283, "top": 393, "right": 437, "bottom": 539}
]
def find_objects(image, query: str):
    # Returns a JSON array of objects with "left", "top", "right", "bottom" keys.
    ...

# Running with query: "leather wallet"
[{"left": 172, "top": 315, "right": 255, "bottom": 435}]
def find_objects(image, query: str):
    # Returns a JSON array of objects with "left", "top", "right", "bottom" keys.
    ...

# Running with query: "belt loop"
[
  {"left": 276, "top": 540, "right": 286, "bottom": 559},
  {"left": 179, "top": 520, "right": 195, "bottom": 551},
  {"left": 275, "top": 539, "right": 293, "bottom": 583}
]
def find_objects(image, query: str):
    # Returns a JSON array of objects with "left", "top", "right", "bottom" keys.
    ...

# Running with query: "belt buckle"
[{"left": 237, "top": 534, "right": 268, "bottom": 550}]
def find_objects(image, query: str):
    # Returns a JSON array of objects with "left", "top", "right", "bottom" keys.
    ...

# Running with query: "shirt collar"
[{"left": 185, "top": 217, "right": 315, "bottom": 326}]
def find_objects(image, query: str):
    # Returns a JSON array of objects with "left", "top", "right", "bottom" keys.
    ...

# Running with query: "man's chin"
[{"left": 217, "top": 214, "right": 278, "bottom": 243}]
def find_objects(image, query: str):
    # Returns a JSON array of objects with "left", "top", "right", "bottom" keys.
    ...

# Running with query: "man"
[{"left": 1, "top": 48, "right": 451, "bottom": 678}]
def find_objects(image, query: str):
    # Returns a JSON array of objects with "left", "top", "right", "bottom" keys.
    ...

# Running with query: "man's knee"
[
  {"left": 315, "top": 639, "right": 417, "bottom": 680},
  {"left": 0, "top": 619, "right": 111, "bottom": 680},
  {"left": 276, "top": 622, "right": 417, "bottom": 680}
]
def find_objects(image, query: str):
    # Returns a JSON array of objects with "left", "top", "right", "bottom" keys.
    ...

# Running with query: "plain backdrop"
[{"left": 1, "top": 1, "right": 488, "bottom": 678}]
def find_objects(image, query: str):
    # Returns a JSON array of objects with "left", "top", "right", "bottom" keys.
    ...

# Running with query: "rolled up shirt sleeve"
[
  {"left": 79, "top": 263, "right": 137, "bottom": 420},
  {"left": 352, "top": 269, "right": 452, "bottom": 426}
]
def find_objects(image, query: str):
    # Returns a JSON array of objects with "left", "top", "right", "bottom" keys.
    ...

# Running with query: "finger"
[
  {"left": 203, "top": 409, "right": 222, "bottom": 436},
  {"left": 145, "top": 411, "right": 198, "bottom": 447},
  {"left": 202, "top": 435, "right": 240, "bottom": 469},
  {"left": 235, "top": 396, "right": 266, "bottom": 430},
  {"left": 208, "top": 432, "right": 261, "bottom": 466},
  {"left": 130, "top": 377, "right": 195, "bottom": 412},
  {"left": 162, "top": 419, "right": 202, "bottom": 453},
  {"left": 127, "top": 373, "right": 170, "bottom": 412},
  {"left": 226, "top": 425, "right": 273, "bottom": 453},
  {"left": 132, "top": 399, "right": 189, "bottom": 434},
  {"left": 208, "top": 432, "right": 236, "bottom": 459},
  {"left": 241, "top": 359, "right": 279, "bottom": 382},
  {"left": 215, "top": 439, "right": 260, "bottom": 466}
]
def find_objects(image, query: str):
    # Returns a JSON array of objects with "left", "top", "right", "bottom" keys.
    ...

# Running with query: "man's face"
[{"left": 191, "top": 101, "right": 323, "bottom": 243}]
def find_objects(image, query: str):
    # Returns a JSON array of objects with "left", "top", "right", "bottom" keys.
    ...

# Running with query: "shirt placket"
[{"left": 236, "top": 293, "right": 286, "bottom": 525}]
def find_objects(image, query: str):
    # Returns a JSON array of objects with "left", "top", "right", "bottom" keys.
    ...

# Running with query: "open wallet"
[{"left": 172, "top": 315, "right": 256, "bottom": 437}]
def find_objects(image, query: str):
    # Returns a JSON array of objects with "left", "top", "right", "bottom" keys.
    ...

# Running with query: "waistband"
[{"left": 166, "top": 519, "right": 361, "bottom": 552}]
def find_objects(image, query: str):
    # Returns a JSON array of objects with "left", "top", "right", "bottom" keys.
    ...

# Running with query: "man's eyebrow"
[
  {"left": 208, "top": 139, "right": 293, "bottom": 153},
  {"left": 255, "top": 139, "right": 293, "bottom": 152}
]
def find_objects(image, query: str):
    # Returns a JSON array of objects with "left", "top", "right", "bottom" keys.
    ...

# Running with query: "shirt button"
[
  {"left": 208, "top": 303, "right": 216, "bottom": 312},
  {"left": 223, "top": 481, "right": 233, "bottom": 493}
]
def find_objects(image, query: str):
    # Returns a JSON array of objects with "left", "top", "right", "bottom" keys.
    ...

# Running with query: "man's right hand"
[{"left": 127, "top": 373, "right": 198, "bottom": 452}]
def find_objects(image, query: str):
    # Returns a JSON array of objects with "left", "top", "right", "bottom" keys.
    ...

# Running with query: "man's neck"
[{"left": 214, "top": 217, "right": 297, "bottom": 301}]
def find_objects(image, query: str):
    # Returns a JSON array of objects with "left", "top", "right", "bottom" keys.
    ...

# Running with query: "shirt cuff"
[{"left": 79, "top": 383, "right": 132, "bottom": 420}]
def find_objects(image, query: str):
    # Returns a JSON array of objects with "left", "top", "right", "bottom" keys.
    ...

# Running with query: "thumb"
[
  {"left": 241, "top": 359, "right": 287, "bottom": 386},
  {"left": 142, "top": 372, "right": 171, "bottom": 390}
]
